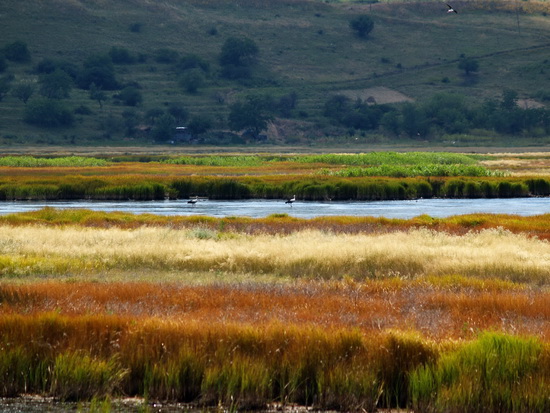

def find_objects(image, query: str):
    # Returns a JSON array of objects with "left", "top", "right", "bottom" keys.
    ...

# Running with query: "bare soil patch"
[{"left": 337, "top": 86, "right": 415, "bottom": 105}]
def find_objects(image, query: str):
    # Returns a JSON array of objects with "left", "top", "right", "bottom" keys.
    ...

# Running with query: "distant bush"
[
  {"left": 349, "top": 15, "right": 374, "bottom": 38},
  {"left": 176, "top": 54, "right": 210, "bottom": 73},
  {"left": 24, "top": 98, "right": 74, "bottom": 127},
  {"left": 2, "top": 40, "right": 31, "bottom": 63},
  {"left": 167, "top": 103, "right": 189, "bottom": 124},
  {"left": 39, "top": 69, "right": 73, "bottom": 99},
  {"left": 154, "top": 48, "right": 179, "bottom": 64},
  {"left": 458, "top": 56, "right": 479, "bottom": 76},
  {"left": 151, "top": 114, "right": 176, "bottom": 142},
  {"left": 179, "top": 68, "right": 205, "bottom": 94},
  {"left": 35, "top": 58, "right": 79, "bottom": 78},
  {"left": 324, "top": 95, "right": 391, "bottom": 131},
  {"left": 115, "top": 86, "right": 142, "bottom": 106},
  {"left": 77, "top": 54, "right": 119, "bottom": 90},
  {"left": 129, "top": 22, "right": 143, "bottom": 33},
  {"left": 187, "top": 115, "right": 212, "bottom": 136},
  {"left": 11, "top": 82, "right": 34, "bottom": 104},
  {"left": 219, "top": 37, "right": 259, "bottom": 79},
  {"left": 109, "top": 47, "right": 136, "bottom": 64}
]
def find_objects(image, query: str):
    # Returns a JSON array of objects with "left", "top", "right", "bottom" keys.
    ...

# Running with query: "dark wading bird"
[
  {"left": 447, "top": 3, "right": 458, "bottom": 13},
  {"left": 285, "top": 195, "right": 296, "bottom": 206},
  {"left": 188, "top": 196, "right": 199, "bottom": 204}
]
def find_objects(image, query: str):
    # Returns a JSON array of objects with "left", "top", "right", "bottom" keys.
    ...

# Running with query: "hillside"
[{"left": 1, "top": 0, "right": 550, "bottom": 146}]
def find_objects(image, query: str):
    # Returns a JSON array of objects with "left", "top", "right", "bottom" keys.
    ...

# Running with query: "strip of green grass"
[{"left": 0, "top": 156, "right": 110, "bottom": 167}]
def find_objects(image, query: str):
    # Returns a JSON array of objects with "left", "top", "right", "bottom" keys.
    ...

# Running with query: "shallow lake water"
[{"left": 0, "top": 197, "right": 548, "bottom": 218}]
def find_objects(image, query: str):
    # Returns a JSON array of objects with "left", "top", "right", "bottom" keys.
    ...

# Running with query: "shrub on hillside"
[
  {"left": 24, "top": 98, "right": 74, "bottom": 127},
  {"left": 2, "top": 41, "right": 31, "bottom": 63},
  {"left": 349, "top": 15, "right": 374, "bottom": 38}
]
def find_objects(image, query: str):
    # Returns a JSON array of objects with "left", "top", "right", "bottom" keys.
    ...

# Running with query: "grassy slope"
[{"left": 1, "top": 0, "right": 550, "bottom": 144}]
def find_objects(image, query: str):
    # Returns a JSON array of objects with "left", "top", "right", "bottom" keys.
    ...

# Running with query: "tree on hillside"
[
  {"left": 89, "top": 83, "right": 107, "bottom": 109},
  {"left": 77, "top": 54, "right": 119, "bottom": 90},
  {"left": 179, "top": 68, "right": 205, "bottom": 94},
  {"left": 500, "top": 88, "right": 518, "bottom": 110},
  {"left": 228, "top": 95, "right": 274, "bottom": 137},
  {"left": 167, "top": 103, "right": 189, "bottom": 125},
  {"left": 115, "top": 86, "right": 142, "bottom": 106},
  {"left": 349, "top": 15, "right": 374, "bottom": 38},
  {"left": 458, "top": 56, "right": 479, "bottom": 76},
  {"left": 187, "top": 115, "right": 212, "bottom": 136},
  {"left": 151, "top": 113, "right": 176, "bottom": 142},
  {"left": 219, "top": 37, "right": 259, "bottom": 79},
  {"left": 422, "top": 93, "right": 471, "bottom": 134},
  {"left": 39, "top": 69, "right": 72, "bottom": 99},
  {"left": 11, "top": 82, "right": 34, "bottom": 104},
  {"left": 176, "top": 54, "right": 210, "bottom": 73},
  {"left": 400, "top": 102, "right": 429, "bottom": 138}
]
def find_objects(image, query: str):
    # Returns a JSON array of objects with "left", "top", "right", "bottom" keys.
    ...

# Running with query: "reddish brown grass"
[{"left": 1, "top": 281, "right": 548, "bottom": 342}]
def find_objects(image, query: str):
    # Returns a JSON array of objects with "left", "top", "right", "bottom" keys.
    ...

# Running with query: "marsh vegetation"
[
  {"left": 0, "top": 151, "right": 549, "bottom": 411},
  {"left": 0, "top": 152, "right": 549, "bottom": 201},
  {"left": 0, "top": 209, "right": 549, "bottom": 412}
]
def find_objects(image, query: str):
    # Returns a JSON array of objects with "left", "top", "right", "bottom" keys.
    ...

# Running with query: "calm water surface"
[{"left": 0, "top": 198, "right": 549, "bottom": 218}]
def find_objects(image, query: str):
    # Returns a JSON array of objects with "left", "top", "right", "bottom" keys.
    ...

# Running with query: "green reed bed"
[
  {"left": 163, "top": 155, "right": 284, "bottom": 167},
  {"left": 161, "top": 152, "right": 483, "bottom": 168},
  {"left": 322, "top": 164, "right": 502, "bottom": 178},
  {"left": 0, "top": 174, "right": 546, "bottom": 201},
  {"left": 295, "top": 152, "right": 485, "bottom": 166},
  {"left": 0, "top": 314, "right": 548, "bottom": 411},
  {"left": 0, "top": 152, "right": 547, "bottom": 200},
  {"left": 0, "top": 156, "right": 110, "bottom": 167}
]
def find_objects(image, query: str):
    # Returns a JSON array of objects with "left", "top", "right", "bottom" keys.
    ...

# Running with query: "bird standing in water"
[
  {"left": 285, "top": 195, "right": 296, "bottom": 207},
  {"left": 446, "top": 3, "right": 458, "bottom": 13}
]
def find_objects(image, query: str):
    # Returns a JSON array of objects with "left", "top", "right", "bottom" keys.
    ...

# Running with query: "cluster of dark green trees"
[
  {"left": 0, "top": 37, "right": 265, "bottom": 139},
  {"left": 324, "top": 89, "right": 550, "bottom": 138}
]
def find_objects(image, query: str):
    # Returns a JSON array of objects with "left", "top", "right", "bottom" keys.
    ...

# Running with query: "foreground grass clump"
[
  {"left": 0, "top": 313, "right": 548, "bottom": 411},
  {"left": 411, "top": 332, "right": 550, "bottom": 413},
  {"left": 0, "top": 315, "right": 390, "bottom": 409}
]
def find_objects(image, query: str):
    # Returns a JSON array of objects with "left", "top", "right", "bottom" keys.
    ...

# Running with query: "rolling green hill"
[{"left": 1, "top": 0, "right": 550, "bottom": 146}]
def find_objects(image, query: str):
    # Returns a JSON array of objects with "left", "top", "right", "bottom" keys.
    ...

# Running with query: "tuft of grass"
[
  {"left": 50, "top": 352, "right": 128, "bottom": 402},
  {"left": 410, "top": 332, "right": 550, "bottom": 413}
]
